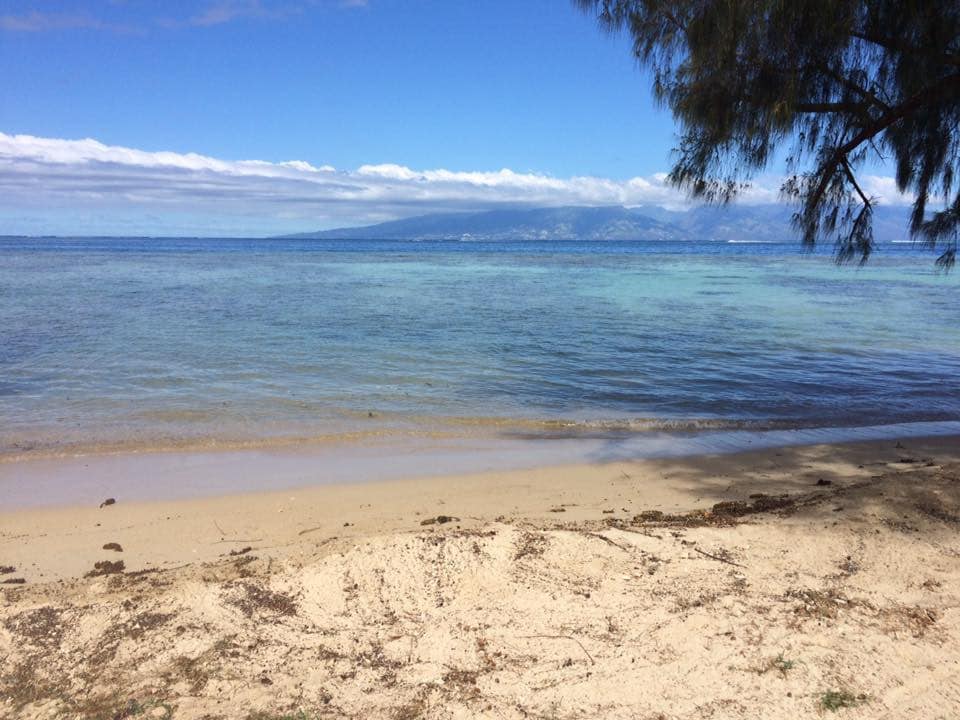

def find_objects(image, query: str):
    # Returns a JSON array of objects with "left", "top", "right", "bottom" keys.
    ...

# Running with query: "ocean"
[{"left": 2, "top": 236, "right": 959, "bottom": 462}]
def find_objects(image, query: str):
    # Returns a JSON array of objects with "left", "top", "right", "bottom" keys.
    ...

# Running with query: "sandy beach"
[{"left": 1, "top": 434, "right": 959, "bottom": 719}]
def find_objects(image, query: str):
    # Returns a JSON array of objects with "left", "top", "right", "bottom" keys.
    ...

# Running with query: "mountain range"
[{"left": 279, "top": 204, "right": 914, "bottom": 244}]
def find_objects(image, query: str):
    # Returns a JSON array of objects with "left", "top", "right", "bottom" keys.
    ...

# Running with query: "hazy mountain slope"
[
  {"left": 281, "top": 204, "right": 913, "bottom": 243},
  {"left": 280, "top": 206, "right": 684, "bottom": 241}
]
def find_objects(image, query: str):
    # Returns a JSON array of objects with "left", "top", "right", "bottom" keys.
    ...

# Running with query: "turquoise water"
[{"left": 1, "top": 237, "right": 958, "bottom": 459}]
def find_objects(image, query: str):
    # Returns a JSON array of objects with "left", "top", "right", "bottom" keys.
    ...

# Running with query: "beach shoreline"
[
  {"left": 1, "top": 434, "right": 959, "bottom": 718},
  {"left": 3, "top": 419, "right": 959, "bottom": 511},
  {"left": 0, "top": 434, "right": 957, "bottom": 581}
]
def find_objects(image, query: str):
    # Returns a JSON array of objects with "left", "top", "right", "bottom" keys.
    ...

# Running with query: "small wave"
[
  {"left": 0, "top": 415, "right": 821, "bottom": 463},
  {"left": 7, "top": 413, "right": 956, "bottom": 463},
  {"left": 478, "top": 417, "right": 812, "bottom": 439},
  {"left": 0, "top": 428, "right": 465, "bottom": 464}
]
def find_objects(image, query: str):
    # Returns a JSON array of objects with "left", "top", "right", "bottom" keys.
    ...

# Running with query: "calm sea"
[{"left": 2, "top": 236, "right": 959, "bottom": 461}]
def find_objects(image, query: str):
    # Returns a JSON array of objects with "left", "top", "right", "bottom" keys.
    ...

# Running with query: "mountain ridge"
[{"left": 279, "top": 204, "right": 913, "bottom": 243}]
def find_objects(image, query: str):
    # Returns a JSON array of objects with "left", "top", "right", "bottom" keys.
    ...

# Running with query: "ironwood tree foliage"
[{"left": 576, "top": 0, "right": 960, "bottom": 266}]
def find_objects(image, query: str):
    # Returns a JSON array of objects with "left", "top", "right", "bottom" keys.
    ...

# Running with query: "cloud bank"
[{"left": 0, "top": 132, "right": 910, "bottom": 236}]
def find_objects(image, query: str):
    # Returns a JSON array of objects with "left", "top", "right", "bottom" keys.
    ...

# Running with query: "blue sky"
[
  {"left": 2, "top": 0, "right": 673, "bottom": 177},
  {"left": 0, "top": 0, "right": 904, "bottom": 236}
]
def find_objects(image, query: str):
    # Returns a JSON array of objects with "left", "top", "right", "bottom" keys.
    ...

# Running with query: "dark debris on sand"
[
  {"left": 630, "top": 493, "right": 815, "bottom": 528},
  {"left": 85, "top": 560, "right": 125, "bottom": 577},
  {"left": 228, "top": 580, "right": 298, "bottom": 618}
]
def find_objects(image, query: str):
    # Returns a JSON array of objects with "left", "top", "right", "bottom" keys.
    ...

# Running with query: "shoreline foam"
[{"left": 6, "top": 409, "right": 960, "bottom": 464}]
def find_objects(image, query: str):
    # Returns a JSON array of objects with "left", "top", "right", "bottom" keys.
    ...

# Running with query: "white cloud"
[
  {"left": 187, "top": 1, "right": 266, "bottom": 27},
  {"left": 0, "top": 11, "right": 121, "bottom": 32},
  {"left": 861, "top": 174, "right": 914, "bottom": 205},
  {"left": 0, "top": 131, "right": 911, "bottom": 236},
  {"left": 0, "top": 1, "right": 368, "bottom": 34}
]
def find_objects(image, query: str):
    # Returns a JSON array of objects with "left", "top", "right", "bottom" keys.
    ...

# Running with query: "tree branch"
[
  {"left": 794, "top": 102, "right": 870, "bottom": 114},
  {"left": 808, "top": 73, "right": 960, "bottom": 211},
  {"left": 842, "top": 159, "right": 871, "bottom": 209},
  {"left": 817, "top": 65, "right": 891, "bottom": 113},
  {"left": 850, "top": 29, "right": 960, "bottom": 67},
  {"left": 794, "top": 100, "right": 874, "bottom": 125}
]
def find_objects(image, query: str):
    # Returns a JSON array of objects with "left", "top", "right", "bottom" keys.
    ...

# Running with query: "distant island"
[{"left": 279, "top": 204, "right": 913, "bottom": 243}]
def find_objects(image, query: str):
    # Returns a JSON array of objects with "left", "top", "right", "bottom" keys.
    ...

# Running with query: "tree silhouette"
[{"left": 576, "top": 0, "right": 960, "bottom": 266}]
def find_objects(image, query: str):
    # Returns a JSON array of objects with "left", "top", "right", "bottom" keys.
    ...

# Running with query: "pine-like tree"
[{"left": 577, "top": 0, "right": 960, "bottom": 265}]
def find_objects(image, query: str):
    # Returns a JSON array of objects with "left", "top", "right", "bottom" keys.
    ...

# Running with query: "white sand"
[{"left": 1, "top": 435, "right": 959, "bottom": 719}]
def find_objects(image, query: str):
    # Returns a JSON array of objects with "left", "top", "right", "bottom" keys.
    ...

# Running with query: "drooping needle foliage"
[{"left": 576, "top": 0, "right": 960, "bottom": 266}]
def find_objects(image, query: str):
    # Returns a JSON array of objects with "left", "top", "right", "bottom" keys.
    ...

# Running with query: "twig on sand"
[
  {"left": 520, "top": 634, "right": 595, "bottom": 665},
  {"left": 694, "top": 547, "right": 746, "bottom": 568},
  {"left": 618, "top": 526, "right": 663, "bottom": 539},
  {"left": 212, "top": 538, "right": 263, "bottom": 544},
  {"left": 297, "top": 525, "right": 325, "bottom": 536},
  {"left": 210, "top": 521, "right": 263, "bottom": 544},
  {"left": 583, "top": 532, "right": 631, "bottom": 551}
]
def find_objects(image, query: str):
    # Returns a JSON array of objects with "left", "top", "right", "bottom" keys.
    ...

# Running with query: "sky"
[{"left": 0, "top": 0, "right": 907, "bottom": 236}]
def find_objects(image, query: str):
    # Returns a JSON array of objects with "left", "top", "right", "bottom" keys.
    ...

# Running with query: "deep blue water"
[{"left": 1, "top": 236, "right": 958, "bottom": 458}]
